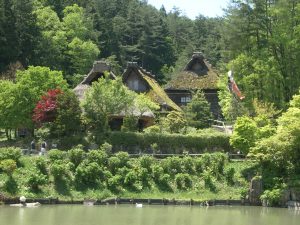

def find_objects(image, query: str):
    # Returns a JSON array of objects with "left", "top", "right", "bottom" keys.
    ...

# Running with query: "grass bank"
[{"left": 0, "top": 147, "right": 257, "bottom": 201}]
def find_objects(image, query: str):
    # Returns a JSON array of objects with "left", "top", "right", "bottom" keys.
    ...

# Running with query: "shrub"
[
  {"left": 27, "top": 171, "right": 48, "bottom": 191},
  {"left": 124, "top": 171, "right": 142, "bottom": 191},
  {"left": 87, "top": 150, "right": 108, "bottom": 166},
  {"left": 225, "top": 167, "right": 235, "bottom": 185},
  {"left": 100, "top": 142, "right": 112, "bottom": 155},
  {"left": 161, "top": 157, "right": 183, "bottom": 176},
  {"left": 175, "top": 173, "right": 193, "bottom": 190},
  {"left": 0, "top": 147, "right": 22, "bottom": 164},
  {"left": 260, "top": 188, "right": 283, "bottom": 207},
  {"left": 48, "top": 149, "right": 66, "bottom": 162},
  {"left": 50, "top": 160, "right": 70, "bottom": 181},
  {"left": 181, "top": 156, "right": 195, "bottom": 175},
  {"left": 109, "top": 131, "right": 231, "bottom": 154},
  {"left": 203, "top": 170, "right": 216, "bottom": 191},
  {"left": 0, "top": 159, "right": 17, "bottom": 176},
  {"left": 157, "top": 174, "right": 172, "bottom": 191},
  {"left": 75, "top": 160, "right": 101, "bottom": 186},
  {"left": 34, "top": 157, "right": 48, "bottom": 175},
  {"left": 108, "top": 156, "right": 121, "bottom": 175},
  {"left": 107, "top": 175, "right": 123, "bottom": 193},
  {"left": 121, "top": 115, "right": 138, "bottom": 132},
  {"left": 115, "top": 152, "right": 129, "bottom": 167},
  {"left": 230, "top": 116, "right": 258, "bottom": 154},
  {"left": 68, "top": 148, "right": 86, "bottom": 168},
  {"left": 139, "top": 155, "right": 154, "bottom": 171}
]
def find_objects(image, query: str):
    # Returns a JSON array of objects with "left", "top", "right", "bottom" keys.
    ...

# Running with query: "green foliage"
[
  {"left": 82, "top": 77, "right": 136, "bottom": 137},
  {"left": 26, "top": 170, "right": 48, "bottom": 191},
  {"left": 175, "top": 173, "right": 193, "bottom": 190},
  {"left": 50, "top": 160, "right": 71, "bottom": 181},
  {"left": 87, "top": 150, "right": 108, "bottom": 167},
  {"left": 224, "top": 167, "right": 235, "bottom": 185},
  {"left": 184, "top": 91, "right": 212, "bottom": 129},
  {"left": 48, "top": 149, "right": 66, "bottom": 162},
  {"left": 50, "top": 90, "right": 82, "bottom": 137},
  {"left": 163, "top": 111, "right": 187, "bottom": 133},
  {"left": 0, "top": 147, "right": 22, "bottom": 164},
  {"left": 203, "top": 170, "right": 216, "bottom": 192},
  {"left": 107, "top": 175, "right": 123, "bottom": 193},
  {"left": 121, "top": 116, "right": 138, "bottom": 132},
  {"left": 34, "top": 157, "right": 48, "bottom": 175},
  {"left": 68, "top": 148, "right": 86, "bottom": 168},
  {"left": 260, "top": 188, "right": 283, "bottom": 207},
  {"left": 109, "top": 131, "right": 231, "bottom": 154},
  {"left": 0, "top": 159, "right": 16, "bottom": 176},
  {"left": 75, "top": 160, "right": 101, "bottom": 186},
  {"left": 15, "top": 66, "right": 68, "bottom": 128},
  {"left": 230, "top": 116, "right": 258, "bottom": 154}
]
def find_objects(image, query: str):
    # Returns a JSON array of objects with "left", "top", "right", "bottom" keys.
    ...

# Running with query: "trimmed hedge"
[{"left": 108, "top": 131, "right": 231, "bottom": 154}]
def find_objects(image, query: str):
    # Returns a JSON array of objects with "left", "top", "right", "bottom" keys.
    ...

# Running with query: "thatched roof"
[
  {"left": 123, "top": 63, "right": 182, "bottom": 111},
  {"left": 74, "top": 61, "right": 116, "bottom": 100},
  {"left": 165, "top": 52, "right": 219, "bottom": 91}
]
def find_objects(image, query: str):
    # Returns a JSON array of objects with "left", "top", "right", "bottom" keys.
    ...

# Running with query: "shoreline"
[{"left": 2, "top": 197, "right": 254, "bottom": 207}]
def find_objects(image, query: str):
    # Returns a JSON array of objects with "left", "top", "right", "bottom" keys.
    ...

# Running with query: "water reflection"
[{"left": 1, "top": 205, "right": 300, "bottom": 225}]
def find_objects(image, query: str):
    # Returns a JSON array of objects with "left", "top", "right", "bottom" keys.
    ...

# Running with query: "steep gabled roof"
[
  {"left": 74, "top": 61, "right": 116, "bottom": 100},
  {"left": 123, "top": 63, "right": 182, "bottom": 111},
  {"left": 165, "top": 52, "right": 219, "bottom": 91}
]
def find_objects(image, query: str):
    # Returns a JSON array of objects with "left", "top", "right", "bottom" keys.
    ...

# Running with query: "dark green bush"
[
  {"left": 175, "top": 173, "right": 193, "bottom": 190},
  {"left": 108, "top": 156, "right": 121, "bottom": 175},
  {"left": 225, "top": 167, "right": 235, "bottom": 185},
  {"left": 26, "top": 171, "right": 48, "bottom": 191},
  {"left": 108, "top": 131, "right": 231, "bottom": 154},
  {"left": 157, "top": 174, "right": 172, "bottom": 191},
  {"left": 203, "top": 170, "right": 216, "bottom": 191}
]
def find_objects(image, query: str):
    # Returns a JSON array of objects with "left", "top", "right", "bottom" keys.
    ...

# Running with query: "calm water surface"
[{"left": 1, "top": 205, "right": 299, "bottom": 225}]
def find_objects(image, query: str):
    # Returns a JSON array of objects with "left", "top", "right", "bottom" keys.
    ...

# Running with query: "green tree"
[
  {"left": 82, "top": 77, "right": 135, "bottom": 136},
  {"left": 230, "top": 116, "right": 258, "bottom": 154},
  {"left": 67, "top": 37, "right": 100, "bottom": 75},
  {"left": 184, "top": 91, "right": 212, "bottom": 129},
  {"left": 15, "top": 66, "right": 68, "bottom": 129}
]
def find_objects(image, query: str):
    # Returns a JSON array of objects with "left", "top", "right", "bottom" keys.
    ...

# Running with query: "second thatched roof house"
[
  {"left": 165, "top": 52, "right": 222, "bottom": 118},
  {"left": 122, "top": 62, "right": 181, "bottom": 112}
]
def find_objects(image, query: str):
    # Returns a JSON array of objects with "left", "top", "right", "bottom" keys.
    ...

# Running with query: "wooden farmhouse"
[
  {"left": 122, "top": 62, "right": 181, "bottom": 112},
  {"left": 73, "top": 61, "right": 116, "bottom": 100},
  {"left": 165, "top": 52, "right": 222, "bottom": 119},
  {"left": 74, "top": 61, "right": 181, "bottom": 130}
]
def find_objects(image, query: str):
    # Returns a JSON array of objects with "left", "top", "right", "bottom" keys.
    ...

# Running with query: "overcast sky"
[{"left": 147, "top": 0, "right": 230, "bottom": 19}]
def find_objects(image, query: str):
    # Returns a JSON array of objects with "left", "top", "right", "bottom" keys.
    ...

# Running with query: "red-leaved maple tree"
[{"left": 33, "top": 89, "right": 63, "bottom": 124}]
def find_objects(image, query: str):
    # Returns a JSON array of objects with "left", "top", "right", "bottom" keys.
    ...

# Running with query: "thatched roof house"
[
  {"left": 122, "top": 62, "right": 181, "bottom": 112},
  {"left": 74, "top": 61, "right": 116, "bottom": 100},
  {"left": 165, "top": 52, "right": 222, "bottom": 118}
]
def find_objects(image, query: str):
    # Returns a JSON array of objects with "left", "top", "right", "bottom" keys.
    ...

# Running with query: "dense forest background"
[{"left": 1, "top": 0, "right": 300, "bottom": 110}]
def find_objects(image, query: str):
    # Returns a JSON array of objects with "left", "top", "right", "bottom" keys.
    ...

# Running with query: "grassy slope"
[{"left": 0, "top": 156, "right": 256, "bottom": 201}]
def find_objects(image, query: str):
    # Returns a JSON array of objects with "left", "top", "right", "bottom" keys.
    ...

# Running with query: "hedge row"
[{"left": 108, "top": 132, "right": 231, "bottom": 154}]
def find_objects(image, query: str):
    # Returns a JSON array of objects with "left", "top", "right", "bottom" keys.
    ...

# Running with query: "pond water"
[{"left": 1, "top": 204, "right": 299, "bottom": 225}]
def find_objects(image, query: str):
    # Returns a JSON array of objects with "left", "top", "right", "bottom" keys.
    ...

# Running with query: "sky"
[{"left": 147, "top": 0, "right": 230, "bottom": 19}]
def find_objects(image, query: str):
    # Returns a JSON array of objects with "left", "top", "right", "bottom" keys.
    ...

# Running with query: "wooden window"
[{"left": 181, "top": 97, "right": 191, "bottom": 103}]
